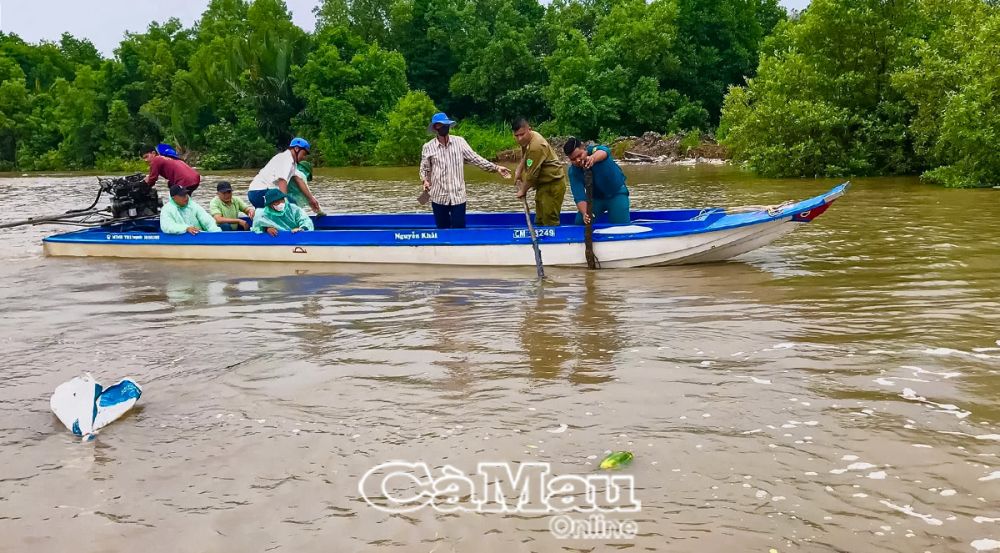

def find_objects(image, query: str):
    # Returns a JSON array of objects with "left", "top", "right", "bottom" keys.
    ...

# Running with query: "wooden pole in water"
[
  {"left": 584, "top": 169, "right": 598, "bottom": 269},
  {"left": 522, "top": 195, "right": 545, "bottom": 279}
]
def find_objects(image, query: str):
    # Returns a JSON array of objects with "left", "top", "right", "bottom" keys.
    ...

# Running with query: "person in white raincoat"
[
  {"left": 252, "top": 188, "right": 314, "bottom": 236},
  {"left": 159, "top": 185, "right": 221, "bottom": 235}
]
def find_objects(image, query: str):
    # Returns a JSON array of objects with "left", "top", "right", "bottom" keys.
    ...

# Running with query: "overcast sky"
[{"left": 0, "top": 0, "right": 811, "bottom": 57}]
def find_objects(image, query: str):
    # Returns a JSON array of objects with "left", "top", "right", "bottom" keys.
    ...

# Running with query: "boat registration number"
[
  {"left": 106, "top": 234, "right": 160, "bottom": 241},
  {"left": 513, "top": 228, "right": 555, "bottom": 239}
]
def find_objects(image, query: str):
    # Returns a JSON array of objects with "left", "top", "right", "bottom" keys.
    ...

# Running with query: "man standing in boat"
[
  {"left": 512, "top": 118, "right": 567, "bottom": 226},
  {"left": 143, "top": 143, "right": 201, "bottom": 194},
  {"left": 419, "top": 112, "right": 512, "bottom": 229},
  {"left": 248, "top": 138, "right": 321, "bottom": 212},
  {"left": 563, "top": 137, "right": 630, "bottom": 225}
]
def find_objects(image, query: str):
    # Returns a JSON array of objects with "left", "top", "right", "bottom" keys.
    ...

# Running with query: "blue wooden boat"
[{"left": 42, "top": 183, "right": 847, "bottom": 268}]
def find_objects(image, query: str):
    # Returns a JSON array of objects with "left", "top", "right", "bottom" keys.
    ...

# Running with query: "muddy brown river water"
[{"left": 0, "top": 165, "right": 997, "bottom": 553}]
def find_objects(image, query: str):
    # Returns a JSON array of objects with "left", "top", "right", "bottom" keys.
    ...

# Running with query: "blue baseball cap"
[
  {"left": 428, "top": 112, "right": 456, "bottom": 132},
  {"left": 156, "top": 143, "right": 178, "bottom": 158}
]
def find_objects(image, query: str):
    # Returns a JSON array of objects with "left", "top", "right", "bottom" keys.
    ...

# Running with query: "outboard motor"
[{"left": 99, "top": 173, "right": 162, "bottom": 219}]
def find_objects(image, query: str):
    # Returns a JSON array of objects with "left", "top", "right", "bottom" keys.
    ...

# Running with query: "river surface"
[{"left": 0, "top": 165, "right": 997, "bottom": 553}]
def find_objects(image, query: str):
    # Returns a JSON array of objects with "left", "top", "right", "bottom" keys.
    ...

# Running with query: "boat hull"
[{"left": 42, "top": 184, "right": 847, "bottom": 269}]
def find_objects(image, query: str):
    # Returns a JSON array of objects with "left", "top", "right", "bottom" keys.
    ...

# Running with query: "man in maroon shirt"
[{"left": 143, "top": 143, "right": 201, "bottom": 193}]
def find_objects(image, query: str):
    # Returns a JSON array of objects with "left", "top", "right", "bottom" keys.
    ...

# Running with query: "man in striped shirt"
[{"left": 420, "top": 112, "right": 512, "bottom": 229}]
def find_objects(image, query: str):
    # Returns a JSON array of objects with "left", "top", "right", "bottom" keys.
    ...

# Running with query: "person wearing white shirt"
[{"left": 248, "top": 137, "right": 318, "bottom": 211}]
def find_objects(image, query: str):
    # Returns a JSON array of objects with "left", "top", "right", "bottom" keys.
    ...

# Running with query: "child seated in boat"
[
  {"left": 252, "top": 188, "right": 314, "bottom": 237},
  {"left": 209, "top": 181, "right": 255, "bottom": 231},
  {"left": 160, "top": 185, "right": 221, "bottom": 235}
]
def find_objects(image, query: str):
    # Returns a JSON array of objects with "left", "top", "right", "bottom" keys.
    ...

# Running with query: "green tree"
[
  {"left": 544, "top": 0, "right": 707, "bottom": 137},
  {"left": 101, "top": 99, "right": 135, "bottom": 160},
  {"left": 59, "top": 33, "right": 102, "bottom": 69},
  {"left": 174, "top": 0, "right": 309, "bottom": 155},
  {"left": 893, "top": 0, "right": 1000, "bottom": 187},
  {"left": 448, "top": 0, "right": 546, "bottom": 119},
  {"left": 316, "top": 0, "right": 400, "bottom": 46},
  {"left": 198, "top": 0, "right": 251, "bottom": 39},
  {"left": 671, "top": 0, "right": 785, "bottom": 121},
  {"left": 393, "top": 0, "right": 465, "bottom": 111},
  {"left": 198, "top": 115, "right": 277, "bottom": 169},
  {"left": 292, "top": 26, "right": 408, "bottom": 164},
  {"left": 0, "top": 56, "right": 30, "bottom": 168},
  {"left": 374, "top": 90, "right": 438, "bottom": 165},
  {"left": 719, "top": 0, "right": 926, "bottom": 177},
  {"left": 51, "top": 66, "right": 108, "bottom": 168},
  {"left": 107, "top": 19, "right": 197, "bottom": 153},
  {"left": 0, "top": 33, "right": 76, "bottom": 91}
]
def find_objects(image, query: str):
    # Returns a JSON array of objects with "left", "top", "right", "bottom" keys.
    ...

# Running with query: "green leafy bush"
[
  {"left": 453, "top": 120, "right": 512, "bottom": 160},
  {"left": 678, "top": 130, "right": 702, "bottom": 154},
  {"left": 373, "top": 91, "right": 438, "bottom": 166},
  {"left": 198, "top": 119, "right": 276, "bottom": 170},
  {"left": 718, "top": 0, "right": 1000, "bottom": 185}
]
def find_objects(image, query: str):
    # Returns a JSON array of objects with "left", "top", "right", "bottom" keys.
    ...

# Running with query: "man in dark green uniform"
[{"left": 512, "top": 118, "right": 566, "bottom": 226}]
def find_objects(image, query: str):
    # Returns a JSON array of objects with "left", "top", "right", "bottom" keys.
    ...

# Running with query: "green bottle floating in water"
[{"left": 599, "top": 451, "right": 634, "bottom": 470}]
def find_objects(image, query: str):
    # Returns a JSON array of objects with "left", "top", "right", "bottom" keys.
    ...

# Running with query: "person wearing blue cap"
[
  {"left": 419, "top": 112, "right": 512, "bottom": 229},
  {"left": 248, "top": 137, "right": 320, "bottom": 212},
  {"left": 251, "top": 188, "right": 314, "bottom": 236},
  {"left": 143, "top": 143, "right": 201, "bottom": 193}
]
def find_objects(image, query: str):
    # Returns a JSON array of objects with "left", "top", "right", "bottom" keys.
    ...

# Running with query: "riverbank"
[{"left": 496, "top": 131, "right": 729, "bottom": 166}]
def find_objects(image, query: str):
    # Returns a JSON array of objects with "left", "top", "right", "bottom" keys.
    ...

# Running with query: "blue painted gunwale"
[{"left": 43, "top": 184, "right": 847, "bottom": 248}]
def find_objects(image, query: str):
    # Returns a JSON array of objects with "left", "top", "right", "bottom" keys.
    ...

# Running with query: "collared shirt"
[
  {"left": 209, "top": 195, "right": 252, "bottom": 219},
  {"left": 568, "top": 145, "right": 629, "bottom": 203},
  {"left": 419, "top": 135, "right": 498, "bottom": 206},
  {"left": 249, "top": 150, "right": 297, "bottom": 192},
  {"left": 520, "top": 130, "right": 565, "bottom": 188}
]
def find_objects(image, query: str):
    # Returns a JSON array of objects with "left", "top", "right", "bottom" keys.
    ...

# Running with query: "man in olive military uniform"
[{"left": 512, "top": 118, "right": 567, "bottom": 226}]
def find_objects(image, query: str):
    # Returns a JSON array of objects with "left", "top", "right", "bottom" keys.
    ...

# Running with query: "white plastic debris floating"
[{"left": 50, "top": 373, "right": 142, "bottom": 440}]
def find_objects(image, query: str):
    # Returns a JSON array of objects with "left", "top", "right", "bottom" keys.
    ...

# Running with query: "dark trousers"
[
  {"left": 168, "top": 182, "right": 199, "bottom": 194},
  {"left": 248, "top": 189, "right": 268, "bottom": 208},
  {"left": 431, "top": 202, "right": 467, "bottom": 229}
]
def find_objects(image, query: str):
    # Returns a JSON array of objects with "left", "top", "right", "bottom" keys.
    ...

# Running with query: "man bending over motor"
[{"left": 144, "top": 143, "right": 201, "bottom": 194}]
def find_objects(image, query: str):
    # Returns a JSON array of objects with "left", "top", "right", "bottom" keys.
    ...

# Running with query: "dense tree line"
[
  {"left": 719, "top": 0, "right": 1000, "bottom": 187},
  {"left": 0, "top": 0, "right": 784, "bottom": 171},
  {"left": 2, "top": 0, "right": 995, "bottom": 187}
]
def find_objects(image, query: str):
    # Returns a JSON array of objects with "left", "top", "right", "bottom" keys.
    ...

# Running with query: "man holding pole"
[
  {"left": 563, "top": 137, "right": 630, "bottom": 225},
  {"left": 512, "top": 118, "right": 566, "bottom": 227}
]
